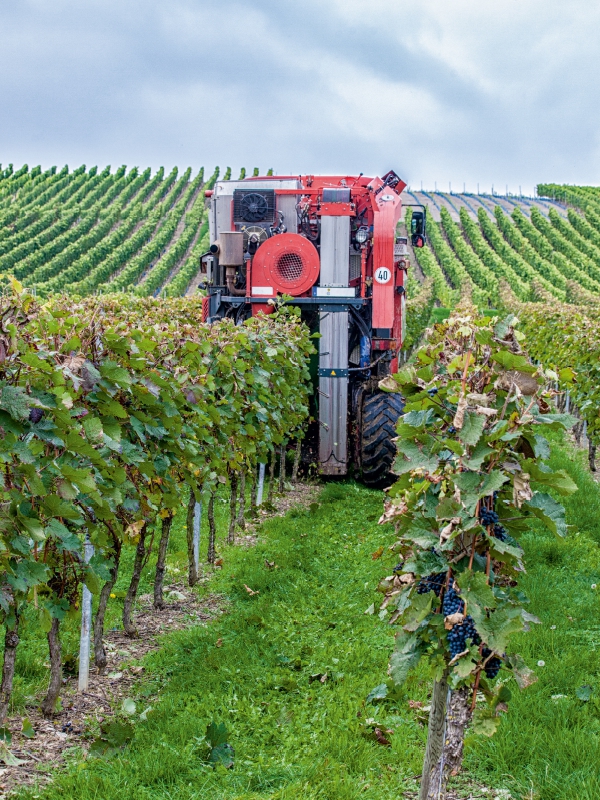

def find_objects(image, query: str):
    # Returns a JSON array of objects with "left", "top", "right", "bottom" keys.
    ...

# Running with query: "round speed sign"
[{"left": 374, "top": 267, "right": 392, "bottom": 284}]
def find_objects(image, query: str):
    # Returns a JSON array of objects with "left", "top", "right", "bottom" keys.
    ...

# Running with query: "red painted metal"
[
  {"left": 251, "top": 232, "right": 320, "bottom": 296},
  {"left": 318, "top": 203, "right": 355, "bottom": 216},
  {"left": 244, "top": 172, "right": 407, "bottom": 373},
  {"left": 201, "top": 296, "right": 210, "bottom": 323},
  {"left": 371, "top": 188, "right": 403, "bottom": 330}
]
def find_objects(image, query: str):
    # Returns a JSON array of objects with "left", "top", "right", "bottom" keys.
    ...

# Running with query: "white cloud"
[{"left": 0, "top": 0, "right": 599, "bottom": 193}]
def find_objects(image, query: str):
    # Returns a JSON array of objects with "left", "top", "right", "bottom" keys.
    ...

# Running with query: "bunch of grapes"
[
  {"left": 442, "top": 583, "right": 465, "bottom": 615},
  {"left": 482, "top": 646, "right": 502, "bottom": 678},
  {"left": 493, "top": 523, "right": 507, "bottom": 542},
  {"left": 447, "top": 615, "right": 480, "bottom": 657},
  {"left": 479, "top": 507, "right": 499, "bottom": 526},
  {"left": 416, "top": 572, "right": 446, "bottom": 596}
]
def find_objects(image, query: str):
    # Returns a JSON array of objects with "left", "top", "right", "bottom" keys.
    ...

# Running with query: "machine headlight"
[{"left": 355, "top": 227, "right": 369, "bottom": 244}]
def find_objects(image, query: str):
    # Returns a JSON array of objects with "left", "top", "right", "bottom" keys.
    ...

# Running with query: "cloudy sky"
[{"left": 1, "top": 0, "right": 599, "bottom": 194}]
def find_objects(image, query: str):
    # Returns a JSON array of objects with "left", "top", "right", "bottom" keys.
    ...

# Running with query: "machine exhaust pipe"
[{"left": 225, "top": 266, "right": 246, "bottom": 296}]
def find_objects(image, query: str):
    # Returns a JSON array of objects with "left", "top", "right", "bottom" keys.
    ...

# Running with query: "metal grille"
[
  {"left": 349, "top": 253, "right": 361, "bottom": 280},
  {"left": 276, "top": 252, "right": 304, "bottom": 282},
  {"left": 233, "top": 189, "right": 275, "bottom": 224},
  {"left": 349, "top": 344, "right": 361, "bottom": 365}
]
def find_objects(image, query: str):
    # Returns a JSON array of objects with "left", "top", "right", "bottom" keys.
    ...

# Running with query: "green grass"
[
  {"left": 21, "top": 482, "right": 431, "bottom": 799},
  {"left": 465, "top": 432, "right": 600, "bottom": 800},
  {"left": 9, "top": 483, "right": 250, "bottom": 713},
  {"left": 15, "top": 433, "right": 600, "bottom": 800}
]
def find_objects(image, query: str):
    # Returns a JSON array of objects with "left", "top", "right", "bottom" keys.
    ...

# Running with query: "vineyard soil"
[{"left": 9, "top": 434, "right": 600, "bottom": 800}]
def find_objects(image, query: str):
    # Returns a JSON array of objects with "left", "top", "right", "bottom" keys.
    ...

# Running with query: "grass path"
[{"left": 18, "top": 434, "right": 600, "bottom": 800}]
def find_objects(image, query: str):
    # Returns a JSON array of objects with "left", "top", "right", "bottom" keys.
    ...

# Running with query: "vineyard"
[
  {"left": 0, "top": 166, "right": 599, "bottom": 800},
  {"left": 406, "top": 185, "right": 600, "bottom": 453},
  {"left": 0, "top": 164, "right": 271, "bottom": 298}
]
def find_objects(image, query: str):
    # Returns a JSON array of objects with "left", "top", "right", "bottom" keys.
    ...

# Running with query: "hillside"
[
  {"left": 1, "top": 164, "right": 599, "bottom": 307},
  {"left": 0, "top": 163, "right": 222, "bottom": 297},
  {"left": 406, "top": 184, "right": 600, "bottom": 307}
]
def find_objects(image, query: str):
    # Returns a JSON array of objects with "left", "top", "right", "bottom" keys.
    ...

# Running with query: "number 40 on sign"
[{"left": 375, "top": 267, "right": 391, "bottom": 284}]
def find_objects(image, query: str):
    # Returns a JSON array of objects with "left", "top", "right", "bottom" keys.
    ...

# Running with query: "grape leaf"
[
  {"left": 0, "top": 385, "right": 29, "bottom": 421},
  {"left": 522, "top": 460, "right": 578, "bottom": 496},
  {"left": 389, "top": 632, "right": 423, "bottom": 686},
  {"left": 525, "top": 492, "right": 568, "bottom": 537},
  {"left": 458, "top": 412, "right": 486, "bottom": 447}
]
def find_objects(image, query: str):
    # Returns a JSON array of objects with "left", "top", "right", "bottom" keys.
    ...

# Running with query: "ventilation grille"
[
  {"left": 349, "top": 344, "right": 361, "bottom": 365},
  {"left": 350, "top": 253, "right": 362, "bottom": 280},
  {"left": 276, "top": 252, "right": 304, "bottom": 282},
  {"left": 233, "top": 189, "right": 276, "bottom": 224}
]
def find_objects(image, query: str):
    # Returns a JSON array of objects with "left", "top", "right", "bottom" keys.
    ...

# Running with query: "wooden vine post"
[{"left": 376, "top": 305, "right": 577, "bottom": 799}]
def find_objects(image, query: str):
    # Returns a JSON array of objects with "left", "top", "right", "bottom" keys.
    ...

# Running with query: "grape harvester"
[{"left": 200, "top": 171, "right": 426, "bottom": 484}]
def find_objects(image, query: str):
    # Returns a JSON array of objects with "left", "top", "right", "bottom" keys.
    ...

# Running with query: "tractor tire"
[{"left": 360, "top": 391, "right": 404, "bottom": 487}]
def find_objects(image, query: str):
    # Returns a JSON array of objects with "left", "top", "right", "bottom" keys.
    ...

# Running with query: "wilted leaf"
[
  {"left": 209, "top": 742, "right": 234, "bottom": 768},
  {"left": 373, "top": 727, "right": 391, "bottom": 746},
  {"left": 366, "top": 683, "right": 388, "bottom": 703},
  {"left": 576, "top": 684, "right": 593, "bottom": 702},
  {"left": 0, "top": 741, "right": 26, "bottom": 766},
  {"left": 506, "top": 653, "right": 537, "bottom": 689},
  {"left": 513, "top": 472, "right": 533, "bottom": 508},
  {"left": 121, "top": 698, "right": 136, "bottom": 716}
]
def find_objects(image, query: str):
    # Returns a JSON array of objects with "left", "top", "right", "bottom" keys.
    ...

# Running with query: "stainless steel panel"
[
  {"left": 209, "top": 196, "right": 217, "bottom": 243},
  {"left": 217, "top": 231, "right": 244, "bottom": 266},
  {"left": 320, "top": 216, "right": 350, "bottom": 286},
  {"left": 349, "top": 344, "right": 361, "bottom": 365},
  {"left": 319, "top": 310, "right": 348, "bottom": 475},
  {"left": 215, "top": 194, "right": 233, "bottom": 241},
  {"left": 276, "top": 194, "right": 298, "bottom": 234},
  {"left": 214, "top": 179, "right": 301, "bottom": 195}
]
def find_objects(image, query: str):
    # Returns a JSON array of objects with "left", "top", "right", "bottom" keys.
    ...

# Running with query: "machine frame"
[{"left": 200, "top": 171, "right": 425, "bottom": 482}]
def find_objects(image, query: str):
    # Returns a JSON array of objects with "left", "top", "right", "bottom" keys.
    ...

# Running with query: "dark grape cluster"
[
  {"left": 482, "top": 647, "right": 503, "bottom": 678},
  {"left": 417, "top": 572, "right": 446, "bottom": 596},
  {"left": 479, "top": 508, "right": 499, "bottom": 526},
  {"left": 447, "top": 615, "right": 480, "bottom": 657},
  {"left": 442, "top": 584, "right": 465, "bottom": 615},
  {"left": 447, "top": 425, "right": 457, "bottom": 435},
  {"left": 28, "top": 408, "right": 44, "bottom": 424},
  {"left": 493, "top": 523, "right": 507, "bottom": 542},
  {"left": 427, "top": 387, "right": 438, "bottom": 396}
]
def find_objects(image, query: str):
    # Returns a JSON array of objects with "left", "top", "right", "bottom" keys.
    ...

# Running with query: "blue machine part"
[{"left": 359, "top": 334, "right": 370, "bottom": 369}]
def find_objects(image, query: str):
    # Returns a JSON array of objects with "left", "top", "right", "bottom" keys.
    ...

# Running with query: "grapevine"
[{"left": 377, "top": 303, "right": 576, "bottom": 797}]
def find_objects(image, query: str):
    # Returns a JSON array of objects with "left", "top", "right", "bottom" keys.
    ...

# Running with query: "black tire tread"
[{"left": 360, "top": 391, "right": 404, "bottom": 487}]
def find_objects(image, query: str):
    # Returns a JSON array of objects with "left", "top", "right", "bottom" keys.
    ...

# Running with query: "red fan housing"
[{"left": 252, "top": 233, "right": 320, "bottom": 296}]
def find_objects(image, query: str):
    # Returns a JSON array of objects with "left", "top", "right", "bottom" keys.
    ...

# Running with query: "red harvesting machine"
[{"left": 201, "top": 171, "right": 426, "bottom": 485}]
